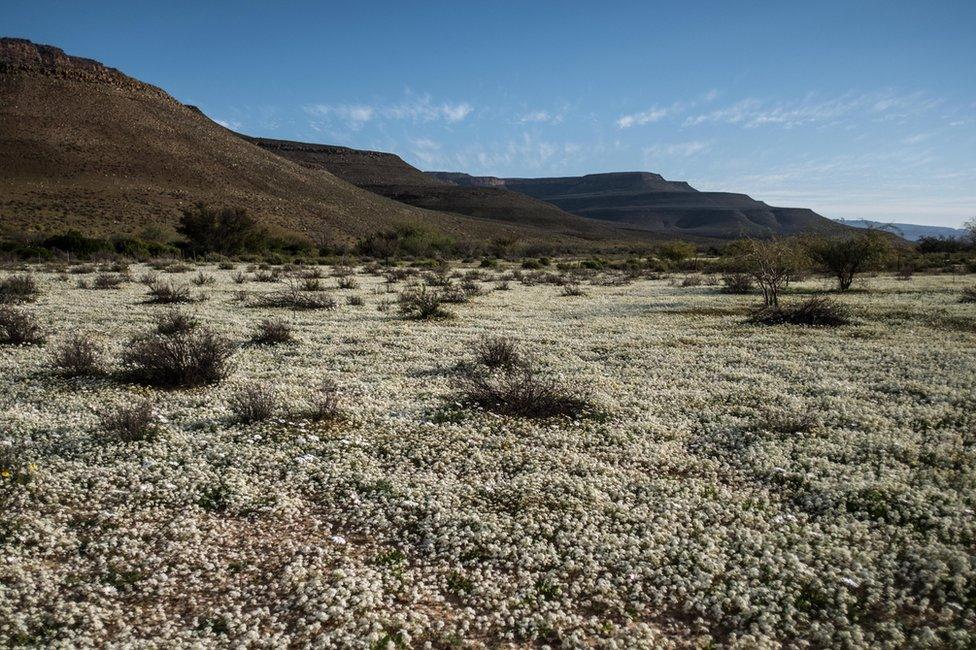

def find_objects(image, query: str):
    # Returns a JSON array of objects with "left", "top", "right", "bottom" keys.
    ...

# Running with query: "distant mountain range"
[
  {"left": 832, "top": 219, "right": 968, "bottom": 242},
  {"left": 2, "top": 36, "right": 862, "bottom": 246}
]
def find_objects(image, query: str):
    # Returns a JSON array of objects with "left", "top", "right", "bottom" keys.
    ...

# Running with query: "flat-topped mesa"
[{"left": 0, "top": 37, "right": 169, "bottom": 98}]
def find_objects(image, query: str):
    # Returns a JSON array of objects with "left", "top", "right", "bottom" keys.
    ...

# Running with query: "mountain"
[
  {"left": 429, "top": 171, "right": 854, "bottom": 240},
  {"left": 0, "top": 37, "right": 622, "bottom": 248},
  {"left": 244, "top": 137, "right": 626, "bottom": 241},
  {"left": 833, "top": 218, "right": 968, "bottom": 242}
]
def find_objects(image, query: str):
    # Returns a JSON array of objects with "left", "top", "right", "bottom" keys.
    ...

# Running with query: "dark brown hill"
[
  {"left": 0, "top": 38, "right": 623, "bottom": 248},
  {"left": 429, "top": 171, "right": 854, "bottom": 239},
  {"left": 245, "top": 136, "right": 625, "bottom": 241}
]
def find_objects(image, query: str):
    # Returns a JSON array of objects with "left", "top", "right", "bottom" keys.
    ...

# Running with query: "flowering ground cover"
[{"left": 1, "top": 265, "right": 974, "bottom": 647}]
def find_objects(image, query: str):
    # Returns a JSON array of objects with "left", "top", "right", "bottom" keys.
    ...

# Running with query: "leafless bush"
[
  {"left": 146, "top": 281, "right": 192, "bottom": 304},
  {"left": 458, "top": 365, "right": 592, "bottom": 419},
  {"left": 720, "top": 273, "right": 754, "bottom": 294},
  {"left": 92, "top": 273, "right": 127, "bottom": 290},
  {"left": 154, "top": 309, "right": 199, "bottom": 336},
  {"left": 0, "top": 306, "right": 45, "bottom": 345},
  {"left": 254, "top": 284, "right": 337, "bottom": 310},
  {"left": 101, "top": 401, "right": 159, "bottom": 442},
  {"left": 51, "top": 333, "right": 103, "bottom": 376},
  {"left": 473, "top": 335, "right": 522, "bottom": 370},
  {"left": 440, "top": 284, "right": 470, "bottom": 304},
  {"left": 495, "top": 280, "right": 510, "bottom": 291},
  {"left": 960, "top": 286, "right": 976, "bottom": 303},
  {"left": 337, "top": 276, "right": 359, "bottom": 290},
  {"left": 228, "top": 383, "right": 279, "bottom": 423},
  {"left": 749, "top": 296, "right": 851, "bottom": 327},
  {"left": 253, "top": 269, "right": 280, "bottom": 283},
  {"left": 347, "top": 295, "right": 364, "bottom": 306},
  {"left": 560, "top": 283, "right": 586, "bottom": 297},
  {"left": 307, "top": 379, "right": 343, "bottom": 422},
  {"left": 232, "top": 271, "right": 248, "bottom": 284},
  {"left": 0, "top": 274, "right": 40, "bottom": 304},
  {"left": 398, "top": 286, "right": 450, "bottom": 319},
  {"left": 164, "top": 262, "right": 194, "bottom": 274},
  {"left": 680, "top": 275, "right": 702, "bottom": 287},
  {"left": 121, "top": 327, "right": 235, "bottom": 388},
  {"left": 191, "top": 272, "right": 216, "bottom": 286},
  {"left": 250, "top": 318, "right": 294, "bottom": 345}
]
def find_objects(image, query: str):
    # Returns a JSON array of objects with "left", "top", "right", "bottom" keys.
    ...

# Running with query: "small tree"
[
  {"left": 657, "top": 240, "right": 697, "bottom": 264},
  {"left": 177, "top": 203, "right": 264, "bottom": 255},
  {"left": 805, "top": 231, "right": 891, "bottom": 291},
  {"left": 736, "top": 239, "right": 804, "bottom": 308}
]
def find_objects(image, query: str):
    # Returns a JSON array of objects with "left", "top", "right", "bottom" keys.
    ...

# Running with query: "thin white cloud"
[
  {"left": 303, "top": 95, "right": 473, "bottom": 129},
  {"left": 519, "top": 110, "right": 563, "bottom": 124},
  {"left": 616, "top": 106, "right": 670, "bottom": 128},
  {"left": 642, "top": 141, "right": 710, "bottom": 158},
  {"left": 214, "top": 118, "right": 243, "bottom": 131}
]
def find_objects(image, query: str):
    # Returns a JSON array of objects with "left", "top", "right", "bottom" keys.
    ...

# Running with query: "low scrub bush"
[
  {"left": 250, "top": 318, "right": 294, "bottom": 345},
  {"left": 228, "top": 383, "right": 279, "bottom": 423},
  {"left": 749, "top": 296, "right": 851, "bottom": 327},
  {"left": 337, "top": 276, "right": 359, "bottom": 290},
  {"left": 398, "top": 286, "right": 450, "bottom": 319},
  {"left": 92, "top": 273, "right": 127, "bottom": 290},
  {"left": 560, "top": 283, "right": 586, "bottom": 297},
  {"left": 307, "top": 379, "right": 343, "bottom": 422},
  {"left": 191, "top": 272, "right": 216, "bottom": 286},
  {"left": 146, "top": 281, "right": 192, "bottom": 304},
  {"left": 0, "top": 274, "right": 40, "bottom": 304},
  {"left": 101, "top": 401, "right": 160, "bottom": 442},
  {"left": 300, "top": 278, "right": 324, "bottom": 292},
  {"left": 458, "top": 365, "right": 592, "bottom": 419},
  {"left": 473, "top": 335, "right": 522, "bottom": 370},
  {"left": 960, "top": 286, "right": 976, "bottom": 303},
  {"left": 720, "top": 273, "right": 754, "bottom": 294},
  {"left": 121, "top": 327, "right": 235, "bottom": 388},
  {"left": 347, "top": 295, "right": 364, "bottom": 306},
  {"left": 0, "top": 306, "right": 45, "bottom": 345},
  {"left": 154, "top": 309, "right": 199, "bottom": 336},
  {"left": 253, "top": 285, "right": 337, "bottom": 310},
  {"left": 51, "top": 333, "right": 103, "bottom": 377}
]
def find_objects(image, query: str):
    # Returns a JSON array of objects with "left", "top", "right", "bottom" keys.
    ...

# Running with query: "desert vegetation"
[{"left": 0, "top": 255, "right": 974, "bottom": 648}]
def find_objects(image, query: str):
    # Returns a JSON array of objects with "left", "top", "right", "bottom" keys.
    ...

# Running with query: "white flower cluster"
[{"left": 0, "top": 266, "right": 973, "bottom": 647}]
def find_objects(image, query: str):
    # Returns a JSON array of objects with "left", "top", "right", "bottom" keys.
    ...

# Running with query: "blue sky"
[{"left": 3, "top": 1, "right": 974, "bottom": 226}]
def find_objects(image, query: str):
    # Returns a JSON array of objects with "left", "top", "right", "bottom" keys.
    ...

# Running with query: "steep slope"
[
  {"left": 245, "top": 137, "right": 624, "bottom": 241},
  {"left": 430, "top": 171, "right": 854, "bottom": 239},
  {"left": 0, "top": 38, "right": 611, "bottom": 247}
]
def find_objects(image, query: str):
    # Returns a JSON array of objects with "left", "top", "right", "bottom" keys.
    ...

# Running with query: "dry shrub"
[
  {"left": 228, "top": 383, "right": 279, "bottom": 423},
  {"left": 347, "top": 295, "right": 364, "bottom": 307},
  {"left": 101, "top": 401, "right": 159, "bottom": 442},
  {"left": 495, "top": 280, "right": 511, "bottom": 291},
  {"left": 0, "top": 306, "right": 45, "bottom": 345},
  {"left": 307, "top": 379, "right": 343, "bottom": 422},
  {"left": 121, "top": 328, "right": 235, "bottom": 388},
  {"left": 251, "top": 318, "right": 294, "bottom": 345},
  {"left": 154, "top": 309, "right": 199, "bottom": 336},
  {"left": 254, "top": 285, "right": 337, "bottom": 310},
  {"left": 680, "top": 275, "right": 702, "bottom": 287},
  {"left": 51, "top": 333, "right": 103, "bottom": 376},
  {"left": 560, "top": 283, "right": 586, "bottom": 297},
  {"left": 337, "top": 276, "right": 359, "bottom": 290},
  {"left": 300, "top": 278, "right": 324, "bottom": 292},
  {"left": 720, "top": 273, "right": 754, "bottom": 294},
  {"left": 473, "top": 335, "right": 522, "bottom": 370},
  {"left": 232, "top": 271, "right": 248, "bottom": 284},
  {"left": 92, "top": 273, "right": 127, "bottom": 290},
  {"left": 458, "top": 365, "right": 592, "bottom": 419},
  {"left": 146, "top": 281, "right": 192, "bottom": 304},
  {"left": 398, "top": 286, "right": 450, "bottom": 319},
  {"left": 0, "top": 274, "right": 40, "bottom": 304},
  {"left": 749, "top": 296, "right": 851, "bottom": 327},
  {"left": 253, "top": 269, "right": 280, "bottom": 283},
  {"left": 440, "top": 284, "right": 470, "bottom": 304},
  {"left": 960, "top": 286, "right": 976, "bottom": 304},
  {"left": 192, "top": 272, "right": 216, "bottom": 286}
]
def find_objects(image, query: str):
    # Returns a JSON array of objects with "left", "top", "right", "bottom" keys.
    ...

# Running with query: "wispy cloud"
[
  {"left": 519, "top": 110, "right": 563, "bottom": 124},
  {"left": 304, "top": 94, "right": 473, "bottom": 130},
  {"left": 684, "top": 91, "right": 942, "bottom": 128},
  {"left": 642, "top": 141, "right": 710, "bottom": 158},
  {"left": 616, "top": 105, "right": 671, "bottom": 128},
  {"left": 214, "top": 118, "right": 243, "bottom": 131}
]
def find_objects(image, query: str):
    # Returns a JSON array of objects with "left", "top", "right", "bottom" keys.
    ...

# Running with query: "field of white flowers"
[{"left": 1, "top": 262, "right": 974, "bottom": 647}]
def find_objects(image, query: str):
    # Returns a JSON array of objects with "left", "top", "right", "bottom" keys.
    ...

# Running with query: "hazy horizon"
[{"left": 2, "top": 0, "right": 973, "bottom": 227}]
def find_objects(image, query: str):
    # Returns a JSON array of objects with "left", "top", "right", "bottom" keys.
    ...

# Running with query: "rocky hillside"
[{"left": 430, "top": 171, "right": 854, "bottom": 239}]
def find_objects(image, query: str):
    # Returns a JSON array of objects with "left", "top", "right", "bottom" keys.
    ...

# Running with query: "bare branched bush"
[
  {"left": 191, "top": 272, "right": 216, "bottom": 286},
  {"left": 154, "top": 309, "right": 199, "bottom": 336},
  {"left": 250, "top": 318, "right": 294, "bottom": 345},
  {"left": 307, "top": 379, "right": 343, "bottom": 422},
  {"left": 121, "top": 327, "right": 235, "bottom": 388},
  {"left": 337, "top": 276, "right": 359, "bottom": 290},
  {"left": 253, "top": 269, "right": 280, "bottom": 283},
  {"left": 92, "top": 273, "right": 127, "bottom": 290},
  {"left": 680, "top": 275, "right": 702, "bottom": 287},
  {"left": 232, "top": 271, "right": 248, "bottom": 284},
  {"left": 473, "top": 335, "right": 522, "bottom": 370},
  {"left": 440, "top": 284, "right": 470, "bottom": 304},
  {"left": 146, "top": 281, "right": 192, "bottom": 304},
  {"left": 960, "top": 286, "right": 976, "bottom": 304},
  {"left": 347, "top": 295, "right": 364, "bottom": 306},
  {"left": 0, "top": 306, "right": 45, "bottom": 345},
  {"left": 254, "top": 284, "right": 337, "bottom": 310},
  {"left": 720, "top": 273, "right": 754, "bottom": 294},
  {"left": 458, "top": 365, "right": 592, "bottom": 419},
  {"left": 560, "top": 283, "right": 586, "bottom": 297},
  {"left": 51, "top": 333, "right": 103, "bottom": 376},
  {"left": 495, "top": 280, "right": 511, "bottom": 291},
  {"left": 0, "top": 274, "right": 40, "bottom": 304},
  {"left": 398, "top": 286, "right": 450, "bottom": 319},
  {"left": 749, "top": 296, "right": 851, "bottom": 327},
  {"left": 228, "top": 383, "right": 279, "bottom": 423},
  {"left": 101, "top": 401, "right": 159, "bottom": 442}
]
